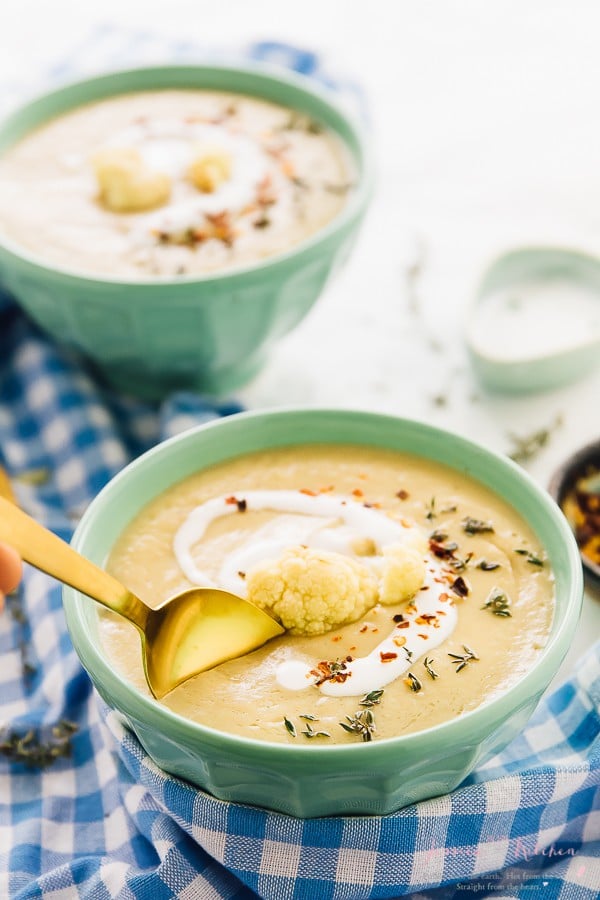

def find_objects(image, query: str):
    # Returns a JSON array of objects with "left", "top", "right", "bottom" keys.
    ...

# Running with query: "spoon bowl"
[{"left": 0, "top": 495, "right": 284, "bottom": 697}]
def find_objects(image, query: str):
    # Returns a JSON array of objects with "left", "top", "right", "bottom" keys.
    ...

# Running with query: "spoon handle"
[{"left": 0, "top": 496, "right": 149, "bottom": 631}]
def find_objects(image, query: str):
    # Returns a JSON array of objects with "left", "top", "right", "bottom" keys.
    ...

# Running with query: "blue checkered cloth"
[{"left": 1, "top": 30, "right": 599, "bottom": 900}]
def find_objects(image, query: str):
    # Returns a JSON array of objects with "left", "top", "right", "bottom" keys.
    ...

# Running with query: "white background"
[{"left": 1, "top": 0, "right": 598, "bottom": 680}]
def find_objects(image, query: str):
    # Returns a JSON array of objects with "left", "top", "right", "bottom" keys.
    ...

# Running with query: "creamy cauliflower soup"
[
  {"left": 0, "top": 90, "right": 353, "bottom": 278},
  {"left": 102, "top": 444, "right": 555, "bottom": 745}
]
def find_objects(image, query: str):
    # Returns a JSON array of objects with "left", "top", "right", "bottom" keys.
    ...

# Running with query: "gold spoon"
[{"left": 0, "top": 494, "right": 284, "bottom": 698}]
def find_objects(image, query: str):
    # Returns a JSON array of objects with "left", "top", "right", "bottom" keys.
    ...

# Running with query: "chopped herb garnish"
[
  {"left": 283, "top": 716, "right": 297, "bottom": 738},
  {"left": 301, "top": 721, "right": 331, "bottom": 739},
  {"left": 405, "top": 672, "right": 423, "bottom": 692},
  {"left": 462, "top": 516, "right": 495, "bottom": 535},
  {"left": 403, "top": 646, "right": 414, "bottom": 662},
  {"left": 514, "top": 549, "right": 545, "bottom": 567},
  {"left": 339, "top": 709, "right": 376, "bottom": 742},
  {"left": 450, "top": 551, "right": 474, "bottom": 572},
  {"left": 508, "top": 415, "right": 563, "bottom": 464},
  {"left": 424, "top": 657, "right": 439, "bottom": 679},
  {"left": 477, "top": 559, "right": 501, "bottom": 571},
  {"left": 448, "top": 644, "right": 479, "bottom": 673},
  {"left": 0, "top": 719, "right": 78, "bottom": 768},
  {"left": 425, "top": 497, "right": 437, "bottom": 520},
  {"left": 359, "top": 689, "right": 384, "bottom": 708},
  {"left": 482, "top": 588, "right": 512, "bottom": 617},
  {"left": 299, "top": 713, "right": 318, "bottom": 721}
]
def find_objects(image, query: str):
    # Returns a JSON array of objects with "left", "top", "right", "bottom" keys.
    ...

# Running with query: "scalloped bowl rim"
[
  {"left": 0, "top": 61, "right": 373, "bottom": 287},
  {"left": 63, "top": 408, "right": 584, "bottom": 764}
]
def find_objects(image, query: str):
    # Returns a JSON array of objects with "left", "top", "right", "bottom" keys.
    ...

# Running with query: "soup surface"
[
  {"left": 0, "top": 90, "right": 352, "bottom": 278},
  {"left": 102, "top": 444, "right": 555, "bottom": 744}
]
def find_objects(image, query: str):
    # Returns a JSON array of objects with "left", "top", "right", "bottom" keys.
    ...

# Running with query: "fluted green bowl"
[
  {"left": 0, "top": 65, "right": 372, "bottom": 398},
  {"left": 63, "top": 408, "right": 583, "bottom": 817}
]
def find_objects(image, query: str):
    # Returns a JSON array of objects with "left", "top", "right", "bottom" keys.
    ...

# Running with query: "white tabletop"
[{"left": 1, "top": 0, "right": 598, "bottom": 685}]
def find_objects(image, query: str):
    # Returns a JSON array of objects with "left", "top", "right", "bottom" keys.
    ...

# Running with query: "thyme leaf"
[
  {"left": 514, "top": 549, "right": 545, "bottom": 567},
  {"left": 405, "top": 672, "right": 423, "bottom": 692},
  {"left": 0, "top": 719, "right": 77, "bottom": 768},
  {"left": 448, "top": 644, "right": 479, "bottom": 673},
  {"left": 301, "top": 721, "right": 331, "bottom": 739},
  {"left": 424, "top": 657, "right": 439, "bottom": 679},
  {"left": 339, "top": 709, "right": 376, "bottom": 742},
  {"left": 283, "top": 716, "right": 296, "bottom": 738},
  {"left": 462, "top": 516, "right": 495, "bottom": 535},
  {"left": 476, "top": 559, "right": 501, "bottom": 571},
  {"left": 482, "top": 588, "right": 512, "bottom": 617},
  {"left": 359, "top": 689, "right": 384, "bottom": 708}
]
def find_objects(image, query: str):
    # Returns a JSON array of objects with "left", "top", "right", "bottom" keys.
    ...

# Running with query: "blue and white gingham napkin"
[{"left": 1, "top": 30, "right": 599, "bottom": 900}]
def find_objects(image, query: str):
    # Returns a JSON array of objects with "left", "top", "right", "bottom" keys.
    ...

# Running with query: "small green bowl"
[
  {"left": 0, "top": 65, "right": 372, "bottom": 398},
  {"left": 63, "top": 408, "right": 583, "bottom": 818}
]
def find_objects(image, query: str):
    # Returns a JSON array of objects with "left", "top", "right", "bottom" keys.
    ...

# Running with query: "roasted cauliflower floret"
[
  {"left": 246, "top": 546, "right": 379, "bottom": 636},
  {"left": 378, "top": 544, "right": 426, "bottom": 605},
  {"left": 188, "top": 147, "right": 232, "bottom": 193},
  {"left": 245, "top": 541, "right": 426, "bottom": 636},
  {"left": 93, "top": 147, "right": 171, "bottom": 212}
]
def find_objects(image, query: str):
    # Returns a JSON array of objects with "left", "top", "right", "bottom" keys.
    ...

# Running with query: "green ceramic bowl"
[
  {"left": 0, "top": 65, "right": 372, "bottom": 398},
  {"left": 63, "top": 408, "right": 583, "bottom": 818}
]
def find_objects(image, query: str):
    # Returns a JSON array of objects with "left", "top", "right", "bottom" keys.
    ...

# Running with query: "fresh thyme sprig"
[
  {"left": 339, "top": 709, "right": 376, "bottom": 742},
  {"left": 359, "top": 689, "right": 384, "bottom": 708},
  {"left": 405, "top": 672, "right": 423, "bottom": 692},
  {"left": 448, "top": 645, "right": 479, "bottom": 673},
  {"left": 425, "top": 497, "right": 437, "bottom": 521},
  {"left": 482, "top": 588, "right": 512, "bottom": 617},
  {"left": 0, "top": 719, "right": 78, "bottom": 768},
  {"left": 423, "top": 657, "right": 439, "bottom": 679},
  {"left": 462, "top": 516, "right": 495, "bottom": 535},
  {"left": 507, "top": 415, "right": 563, "bottom": 465},
  {"left": 301, "top": 721, "right": 331, "bottom": 739},
  {"left": 514, "top": 549, "right": 545, "bottom": 567},
  {"left": 476, "top": 559, "right": 501, "bottom": 571}
]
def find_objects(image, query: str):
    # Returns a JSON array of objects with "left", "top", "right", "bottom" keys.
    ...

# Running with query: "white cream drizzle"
[
  {"left": 172, "top": 489, "right": 459, "bottom": 698},
  {"left": 276, "top": 564, "right": 457, "bottom": 697},
  {"left": 173, "top": 489, "right": 415, "bottom": 594},
  {"left": 102, "top": 118, "right": 271, "bottom": 236}
]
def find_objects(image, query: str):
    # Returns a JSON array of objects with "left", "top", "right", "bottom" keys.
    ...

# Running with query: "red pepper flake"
[
  {"left": 352, "top": 488, "right": 364, "bottom": 497},
  {"left": 225, "top": 495, "right": 238, "bottom": 505},
  {"left": 417, "top": 633, "right": 429, "bottom": 640},
  {"left": 332, "top": 635, "right": 342, "bottom": 642},
  {"left": 392, "top": 613, "right": 404, "bottom": 623},
  {"left": 236, "top": 498, "right": 247, "bottom": 512},
  {"left": 393, "top": 636, "right": 407, "bottom": 647},
  {"left": 380, "top": 651, "right": 398, "bottom": 662},
  {"left": 397, "top": 621, "right": 410, "bottom": 629},
  {"left": 396, "top": 489, "right": 410, "bottom": 500},
  {"left": 437, "top": 609, "right": 447, "bottom": 616},
  {"left": 420, "top": 585, "right": 430, "bottom": 591},
  {"left": 238, "top": 571, "right": 246, "bottom": 579},
  {"left": 416, "top": 614, "right": 437, "bottom": 625},
  {"left": 349, "top": 646, "right": 357, "bottom": 652},
  {"left": 439, "top": 593, "right": 449, "bottom": 602},
  {"left": 319, "top": 485, "right": 335, "bottom": 493},
  {"left": 310, "top": 659, "right": 351, "bottom": 685},
  {"left": 363, "top": 502, "right": 382, "bottom": 509},
  {"left": 299, "top": 488, "right": 317, "bottom": 496},
  {"left": 371, "top": 627, "right": 379, "bottom": 633},
  {"left": 359, "top": 624, "right": 369, "bottom": 633}
]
